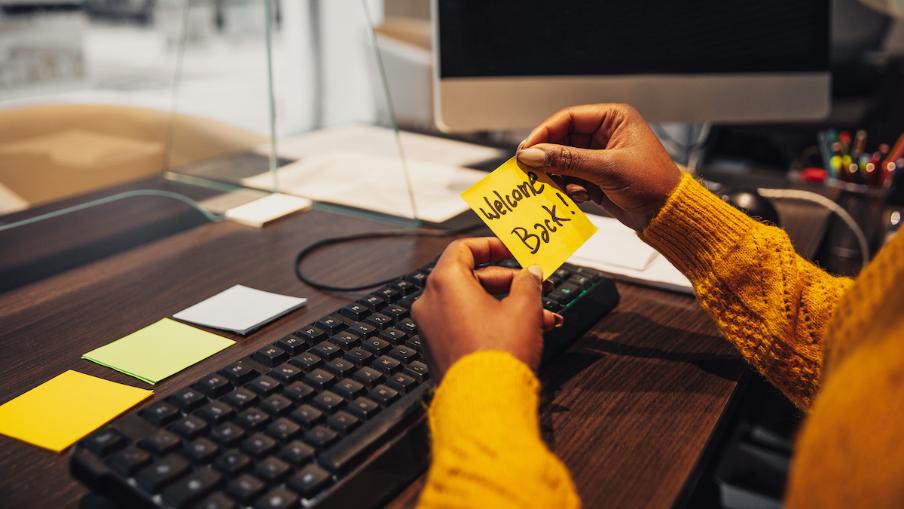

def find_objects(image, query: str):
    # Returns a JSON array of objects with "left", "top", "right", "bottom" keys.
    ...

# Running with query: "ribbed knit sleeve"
[
  {"left": 416, "top": 351, "right": 580, "bottom": 509},
  {"left": 639, "top": 173, "right": 853, "bottom": 410}
]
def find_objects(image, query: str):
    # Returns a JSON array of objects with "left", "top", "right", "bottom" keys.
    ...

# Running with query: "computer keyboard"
[{"left": 70, "top": 259, "right": 619, "bottom": 509}]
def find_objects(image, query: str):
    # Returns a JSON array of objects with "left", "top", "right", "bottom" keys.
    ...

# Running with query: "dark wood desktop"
[{"left": 0, "top": 176, "right": 745, "bottom": 508}]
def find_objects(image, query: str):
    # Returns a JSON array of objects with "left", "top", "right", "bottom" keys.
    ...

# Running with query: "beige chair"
[{"left": 0, "top": 104, "right": 264, "bottom": 211}]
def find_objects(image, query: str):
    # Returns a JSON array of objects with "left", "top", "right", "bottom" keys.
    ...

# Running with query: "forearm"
[
  {"left": 640, "top": 173, "right": 853, "bottom": 410},
  {"left": 417, "top": 351, "right": 580, "bottom": 509}
]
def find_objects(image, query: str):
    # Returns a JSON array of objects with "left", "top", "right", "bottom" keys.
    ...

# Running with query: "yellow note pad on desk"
[{"left": 461, "top": 157, "right": 597, "bottom": 278}]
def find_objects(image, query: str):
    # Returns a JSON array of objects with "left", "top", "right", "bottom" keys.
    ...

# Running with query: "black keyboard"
[{"left": 70, "top": 260, "right": 619, "bottom": 509}]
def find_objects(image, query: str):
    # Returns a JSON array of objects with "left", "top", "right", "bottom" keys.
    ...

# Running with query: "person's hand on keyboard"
[
  {"left": 411, "top": 237, "right": 562, "bottom": 379},
  {"left": 516, "top": 103, "right": 681, "bottom": 231}
]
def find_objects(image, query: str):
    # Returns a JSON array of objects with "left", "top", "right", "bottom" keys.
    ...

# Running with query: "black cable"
[{"left": 294, "top": 223, "right": 484, "bottom": 292}]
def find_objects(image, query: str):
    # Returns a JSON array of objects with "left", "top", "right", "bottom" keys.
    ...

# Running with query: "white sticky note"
[
  {"left": 173, "top": 285, "right": 307, "bottom": 335},
  {"left": 225, "top": 193, "right": 312, "bottom": 228}
]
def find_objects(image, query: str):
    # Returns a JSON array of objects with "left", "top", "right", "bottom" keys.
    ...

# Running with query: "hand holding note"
[{"left": 461, "top": 157, "right": 598, "bottom": 278}]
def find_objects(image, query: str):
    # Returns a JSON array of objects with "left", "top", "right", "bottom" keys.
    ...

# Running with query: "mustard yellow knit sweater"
[{"left": 417, "top": 173, "right": 904, "bottom": 508}]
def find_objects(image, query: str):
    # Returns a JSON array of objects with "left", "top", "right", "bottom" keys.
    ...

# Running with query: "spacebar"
[{"left": 319, "top": 385, "right": 429, "bottom": 472}]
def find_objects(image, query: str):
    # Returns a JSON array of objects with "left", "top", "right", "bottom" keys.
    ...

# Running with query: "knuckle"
[{"left": 558, "top": 145, "right": 578, "bottom": 170}]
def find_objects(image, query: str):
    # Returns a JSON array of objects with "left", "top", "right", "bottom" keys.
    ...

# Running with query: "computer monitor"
[{"left": 432, "top": 1, "right": 831, "bottom": 132}]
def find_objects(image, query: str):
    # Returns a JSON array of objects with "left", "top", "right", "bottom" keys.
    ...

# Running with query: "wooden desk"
[{"left": 0, "top": 180, "right": 744, "bottom": 508}]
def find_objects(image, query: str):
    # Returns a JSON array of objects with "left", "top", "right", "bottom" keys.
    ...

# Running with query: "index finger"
[
  {"left": 433, "top": 237, "right": 512, "bottom": 275},
  {"left": 520, "top": 104, "right": 621, "bottom": 149}
]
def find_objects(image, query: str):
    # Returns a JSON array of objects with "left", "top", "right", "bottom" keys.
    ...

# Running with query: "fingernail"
[
  {"left": 553, "top": 313, "right": 564, "bottom": 328},
  {"left": 517, "top": 147, "right": 546, "bottom": 167},
  {"left": 570, "top": 191, "right": 589, "bottom": 202},
  {"left": 516, "top": 140, "right": 526, "bottom": 152},
  {"left": 527, "top": 265, "right": 543, "bottom": 281}
]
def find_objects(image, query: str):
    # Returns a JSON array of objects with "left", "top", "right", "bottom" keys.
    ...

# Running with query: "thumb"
[
  {"left": 517, "top": 143, "right": 618, "bottom": 184},
  {"left": 503, "top": 265, "right": 544, "bottom": 315}
]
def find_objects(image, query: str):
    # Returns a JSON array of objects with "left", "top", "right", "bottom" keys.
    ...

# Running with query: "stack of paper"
[
  {"left": 173, "top": 285, "right": 307, "bottom": 335},
  {"left": 569, "top": 215, "right": 693, "bottom": 294},
  {"left": 224, "top": 193, "right": 313, "bottom": 228}
]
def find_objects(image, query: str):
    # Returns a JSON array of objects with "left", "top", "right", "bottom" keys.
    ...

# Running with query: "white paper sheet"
[
  {"left": 224, "top": 193, "right": 312, "bottom": 228},
  {"left": 569, "top": 215, "right": 693, "bottom": 294},
  {"left": 242, "top": 152, "right": 487, "bottom": 222},
  {"left": 173, "top": 285, "right": 307, "bottom": 335}
]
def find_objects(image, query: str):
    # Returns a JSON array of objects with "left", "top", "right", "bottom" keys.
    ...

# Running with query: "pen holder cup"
[{"left": 824, "top": 180, "right": 888, "bottom": 275}]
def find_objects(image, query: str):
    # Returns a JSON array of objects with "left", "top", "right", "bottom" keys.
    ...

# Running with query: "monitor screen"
[{"left": 438, "top": 1, "right": 829, "bottom": 78}]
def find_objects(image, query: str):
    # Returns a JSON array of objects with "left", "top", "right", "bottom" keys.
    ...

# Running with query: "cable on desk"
[
  {"left": 758, "top": 187, "right": 870, "bottom": 269},
  {"left": 0, "top": 190, "right": 223, "bottom": 233},
  {"left": 294, "top": 223, "right": 483, "bottom": 292}
]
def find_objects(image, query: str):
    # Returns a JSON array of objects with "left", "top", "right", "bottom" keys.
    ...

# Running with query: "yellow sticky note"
[
  {"left": 0, "top": 370, "right": 151, "bottom": 453},
  {"left": 461, "top": 157, "right": 598, "bottom": 278},
  {"left": 83, "top": 318, "right": 234, "bottom": 385}
]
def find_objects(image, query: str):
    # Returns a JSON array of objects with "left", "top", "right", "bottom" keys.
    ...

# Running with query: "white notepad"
[{"left": 173, "top": 285, "right": 307, "bottom": 335}]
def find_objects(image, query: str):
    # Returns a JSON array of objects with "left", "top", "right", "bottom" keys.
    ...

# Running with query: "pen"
[
  {"left": 884, "top": 133, "right": 904, "bottom": 169},
  {"left": 852, "top": 130, "right": 867, "bottom": 158}
]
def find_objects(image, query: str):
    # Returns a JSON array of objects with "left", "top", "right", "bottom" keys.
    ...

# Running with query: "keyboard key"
[
  {"left": 278, "top": 440, "right": 314, "bottom": 466},
  {"left": 542, "top": 298, "right": 563, "bottom": 312},
  {"left": 168, "top": 387, "right": 206, "bottom": 412},
  {"left": 137, "top": 453, "right": 189, "bottom": 491},
  {"left": 210, "top": 422, "right": 245, "bottom": 446},
  {"left": 290, "top": 404, "right": 324, "bottom": 428},
  {"left": 184, "top": 438, "right": 219, "bottom": 463},
  {"left": 226, "top": 473, "right": 265, "bottom": 504},
  {"left": 241, "top": 433, "right": 277, "bottom": 458},
  {"left": 140, "top": 429, "right": 181, "bottom": 454},
  {"left": 357, "top": 294, "right": 386, "bottom": 311},
  {"left": 247, "top": 376, "right": 282, "bottom": 396},
  {"left": 375, "top": 286, "right": 400, "bottom": 302},
  {"left": 83, "top": 428, "right": 124, "bottom": 456},
  {"left": 195, "top": 492, "right": 237, "bottom": 509},
  {"left": 362, "top": 337, "right": 391, "bottom": 354},
  {"left": 392, "top": 279, "right": 417, "bottom": 295},
  {"left": 311, "top": 390, "right": 344, "bottom": 412},
  {"left": 405, "top": 271, "right": 429, "bottom": 286},
  {"left": 303, "top": 368, "right": 335, "bottom": 389},
  {"left": 389, "top": 345, "right": 418, "bottom": 362},
  {"left": 315, "top": 315, "right": 346, "bottom": 334},
  {"left": 364, "top": 313, "right": 392, "bottom": 329},
  {"left": 347, "top": 397, "right": 380, "bottom": 419},
  {"left": 382, "top": 304, "right": 407, "bottom": 320},
  {"left": 140, "top": 401, "right": 180, "bottom": 425},
  {"left": 194, "top": 374, "right": 232, "bottom": 398},
  {"left": 329, "top": 330, "right": 360, "bottom": 349},
  {"left": 162, "top": 467, "right": 222, "bottom": 508},
  {"left": 310, "top": 341, "right": 342, "bottom": 360},
  {"left": 260, "top": 394, "right": 293, "bottom": 416},
  {"left": 269, "top": 364, "right": 302, "bottom": 383},
  {"left": 275, "top": 335, "right": 307, "bottom": 356},
  {"left": 213, "top": 449, "right": 251, "bottom": 475},
  {"left": 266, "top": 418, "right": 301, "bottom": 441},
  {"left": 369, "top": 385, "right": 399, "bottom": 406},
  {"left": 387, "top": 372, "right": 418, "bottom": 392},
  {"left": 406, "top": 361, "right": 430, "bottom": 382},
  {"left": 347, "top": 322, "right": 377, "bottom": 337},
  {"left": 169, "top": 415, "right": 209, "bottom": 439},
  {"left": 379, "top": 328, "right": 407, "bottom": 343},
  {"left": 289, "top": 351, "right": 322, "bottom": 371},
  {"left": 398, "top": 293, "right": 421, "bottom": 309},
  {"left": 372, "top": 355, "right": 402, "bottom": 374},
  {"left": 397, "top": 318, "right": 418, "bottom": 334},
  {"left": 253, "top": 345, "right": 288, "bottom": 367},
  {"left": 344, "top": 347, "right": 374, "bottom": 366},
  {"left": 254, "top": 456, "right": 290, "bottom": 482},
  {"left": 287, "top": 464, "right": 331, "bottom": 498},
  {"left": 568, "top": 273, "right": 594, "bottom": 288},
  {"left": 196, "top": 401, "right": 235, "bottom": 423},
  {"left": 353, "top": 367, "right": 384, "bottom": 387},
  {"left": 295, "top": 325, "right": 326, "bottom": 344},
  {"left": 236, "top": 408, "right": 271, "bottom": 430},
  {"left": 303, "top": 425, "right": 338, "bottom": 448},
  {"left": 282, "top": 381, "right": 315, "bottom": 402},
  {"left": 325, "top": 357, "right": 356, "bottom": 377},
  {"left": 405, "top": 335, "right": 423, "bottom": 351},
  {"left": 333, "top": 378, "right": 365, "bottom": 399},
  {"left": 554, "top": 267, "right": 572, "bottom": 280},
  {"left": 339, "top": 303, "right": 369, "bottom": 321},
  {"left": 327, "top": 411, "right": 360, "bottom": 433},
  {"left": 253, "top": 488, "right": 298, "bottom": 509},
  {"left": 219, "top": 361, "right": 259, "bottom": 384},
  {"left": 107, "top": 446, "right": 151, "bottom": 475},
  {"left": 223, "top": 387, "right": 258, "bottom": 409}
]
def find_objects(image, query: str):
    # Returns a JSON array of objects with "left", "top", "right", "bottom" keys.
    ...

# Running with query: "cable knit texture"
[{"left": 417, "top": 172, "right": 904, "bottom": 509}]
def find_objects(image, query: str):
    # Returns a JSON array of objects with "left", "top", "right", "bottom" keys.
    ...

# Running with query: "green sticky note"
[{"left": 83, "top": 318, "right": 234, "bottom": 385}]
